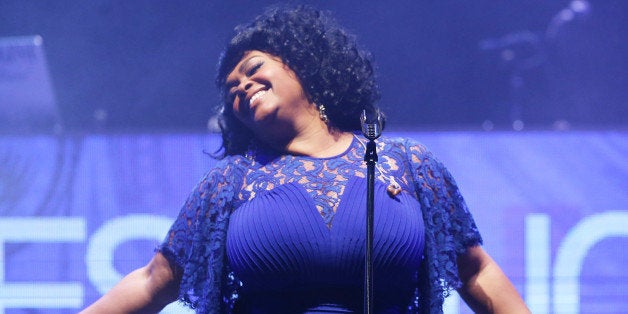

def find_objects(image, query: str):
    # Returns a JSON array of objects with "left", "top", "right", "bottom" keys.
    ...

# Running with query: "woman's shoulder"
[
  {"left": 378, "top": 135, "right": 431, "bottom": 157},
  {"left": 199, "top": 154, "right": 250, "bottom": 183}
]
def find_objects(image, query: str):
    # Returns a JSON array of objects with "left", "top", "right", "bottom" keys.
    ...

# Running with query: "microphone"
[{"left": 360, "top": 109, "right": 383, "bottom": 141}]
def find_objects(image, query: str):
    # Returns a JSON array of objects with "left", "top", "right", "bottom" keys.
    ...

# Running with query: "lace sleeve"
[
  {"left": 158, "top": 157, "right": 245, "bottom": 313},
  {"left": 403, "top": 139, "right": 482, "bottom": 314}
]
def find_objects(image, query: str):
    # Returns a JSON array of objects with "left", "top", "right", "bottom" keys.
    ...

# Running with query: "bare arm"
[
  {"left": 80, "top": 252, "right": 180, "bottom": 314},
  {"left": 456, "top": 246, "right": 530, "bottom": 314}
]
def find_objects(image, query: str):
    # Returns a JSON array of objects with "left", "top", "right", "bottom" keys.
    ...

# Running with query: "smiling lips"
[{"left": 249, "top": 89, "right": 268, "bottom": 107}]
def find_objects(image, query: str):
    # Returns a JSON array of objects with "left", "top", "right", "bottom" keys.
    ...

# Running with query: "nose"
[
  {"left": 238, "top": 78, "right": 254, "bottom": 93},
  {"left": 232, "top": 78, "right": 254, "bottom": 105}
]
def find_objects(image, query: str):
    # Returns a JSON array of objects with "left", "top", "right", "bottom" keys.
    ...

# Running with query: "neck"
[
  {"left": 256, "top": 116, "right": 353, "bottom": 158},
  {"left": 284, "top": 128, "right": 354, "bottom": 158}
]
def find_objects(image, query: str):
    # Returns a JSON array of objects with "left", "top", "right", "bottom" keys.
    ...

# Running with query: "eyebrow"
[{"left": 238, "top": 55, "right": 259, "bottom": 73}]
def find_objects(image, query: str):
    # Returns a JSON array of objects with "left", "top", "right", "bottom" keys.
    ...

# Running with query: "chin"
[{"left": 252, "top": 108, "right": 279, "bottom": 124}]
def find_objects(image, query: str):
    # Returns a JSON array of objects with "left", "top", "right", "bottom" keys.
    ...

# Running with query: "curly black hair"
[{"left": 215, "top": 5, "right": 382, "bottom": 157}]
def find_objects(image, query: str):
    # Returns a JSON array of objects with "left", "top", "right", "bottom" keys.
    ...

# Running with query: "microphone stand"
[{"left": 360, "top": 110, "right": 382, "bottom": 314}]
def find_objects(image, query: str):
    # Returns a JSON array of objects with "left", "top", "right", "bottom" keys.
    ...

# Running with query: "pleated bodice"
[{"left": 226, "top": 138, "right": 425, "bottom": 312}]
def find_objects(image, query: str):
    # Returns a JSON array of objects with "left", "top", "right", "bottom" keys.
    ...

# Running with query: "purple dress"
[{"left": 159, "top": 136, "right": 482, "bottom": 314}]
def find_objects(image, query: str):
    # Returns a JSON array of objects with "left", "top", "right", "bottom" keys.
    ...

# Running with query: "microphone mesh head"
[{"left": 361, "top": 110, "right": 382, "bottom": 140}]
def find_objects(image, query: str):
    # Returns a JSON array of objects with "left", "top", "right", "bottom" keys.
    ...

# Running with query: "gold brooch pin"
[{"left": 386, "top": 177, "right": 402, "bottom": 197}]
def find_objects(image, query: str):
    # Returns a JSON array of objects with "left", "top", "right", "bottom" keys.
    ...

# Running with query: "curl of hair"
[{"left": 214, "top": 6, "right": 382, "bottom": 157}]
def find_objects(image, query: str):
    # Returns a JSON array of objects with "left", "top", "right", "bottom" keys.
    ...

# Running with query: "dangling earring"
[{"left": 318, "top": 104, "right": 329, "bottom": 124}]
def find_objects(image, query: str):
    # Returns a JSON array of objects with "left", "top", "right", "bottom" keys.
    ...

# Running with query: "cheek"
[{"left": 281, "top": 74, "right": 308, "bottom": 101}]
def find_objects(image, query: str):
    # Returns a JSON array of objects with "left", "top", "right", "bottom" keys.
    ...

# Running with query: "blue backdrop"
[
  {"left": 2, "top": 1, "right": 627, "bottom": 131},
  {"left": 1, "top": 131, "right": 627, "bottom": 314}
]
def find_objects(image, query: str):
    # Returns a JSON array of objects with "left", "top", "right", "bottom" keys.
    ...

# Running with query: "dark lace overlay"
[{"left": 158, "top": 135, "right": 482, "bottom": 313}]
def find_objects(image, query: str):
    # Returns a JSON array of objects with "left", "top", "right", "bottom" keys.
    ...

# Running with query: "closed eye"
[{"left": 246, "top": 61, "right": 263, "bottom": 76}]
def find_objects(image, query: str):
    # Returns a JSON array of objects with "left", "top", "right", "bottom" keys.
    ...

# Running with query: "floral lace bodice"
[
  {"left": 236, "top": 135, "right": 413, "bottom": 228},
  {"left": 159, "top": 135, "right": 482, "bottom": 314}
]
